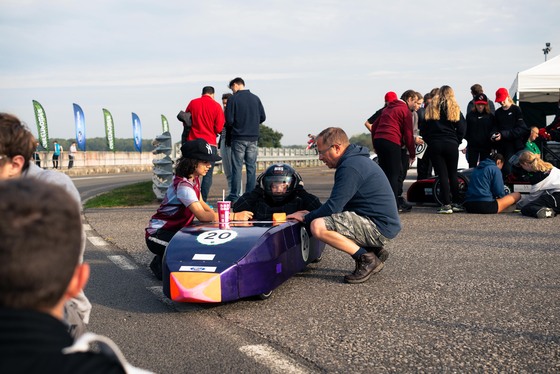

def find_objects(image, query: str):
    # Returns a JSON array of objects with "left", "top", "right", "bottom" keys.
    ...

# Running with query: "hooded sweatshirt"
[
  {"left": 304, "top": 144, "right": 401, "bottom": 239},
  {"left": 464, "top": 158, "right": 505, "bottom": 202}
]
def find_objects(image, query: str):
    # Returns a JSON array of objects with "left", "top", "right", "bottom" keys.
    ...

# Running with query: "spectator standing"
[
  {"left": 225, "top": 77, "right": 266, "bottom": 203},
  {"left": 0, "top": 179, "right": 150, "bottom": 374},
  {"left": 33, "top": 141, "right": 41, "bottom": 167},
  {"left": 491, "top": 87, "right": 530, "bottom": 178},
  {"left": 0, "top": 113, "right": 91, "bottom": 338},
  {"left": 186, "top": 86, "right": 225, "bottom": 202},
  {"left": 287, "top": 127, "right": 401, "bottom": 284},
  {"left": 68, "top": 141, "right": 77, "bottom": 169},
  {"left": 463, "top": 153, "right": 521, "bottom": 214},
  {"left": 219, "top": 93, "right": 234, "bottom": 196},
  {"left": 52, "top": 140, "right": 63, "bottom": 169},
  {"left": 370, "top": 90, "right": 417, "bottom": 211},
  {"left": 363, "top": 91, "right": 398, "bottom": 132},
  {"left": 465, "top": 93, "right": 494, "bottom": 167},
  {"left": 516, "top": 151, "right": 560, "bottom": 218},
  {"left": 466, "top": 84, "right": 496, "bottom": 114},
  {"left": 417, "top": 89, "right": 438, "bottom": 180},
  {"left": 423, "top": 85, "right": 467, "bottom": 214}
]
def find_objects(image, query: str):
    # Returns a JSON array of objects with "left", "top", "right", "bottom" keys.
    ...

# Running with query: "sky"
[{"left": 1, "top": 0, "right": 559, "bottom": 147}]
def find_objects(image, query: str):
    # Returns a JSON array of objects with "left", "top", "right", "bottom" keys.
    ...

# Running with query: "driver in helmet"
[{"left": 232, "top": 163, "right": 321, "bottom": 221}]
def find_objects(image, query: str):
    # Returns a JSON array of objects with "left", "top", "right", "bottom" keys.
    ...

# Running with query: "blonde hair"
[
  {"left": 518, "top": 151, "right": 553, "bottom": 172},
  {"left": 424, "top": 85, "right": 461, "bottom": 122}
]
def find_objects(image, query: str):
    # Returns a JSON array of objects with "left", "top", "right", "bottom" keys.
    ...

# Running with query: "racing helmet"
[{"left": 258, "top": 163, "right": 302, "bottom": 203}]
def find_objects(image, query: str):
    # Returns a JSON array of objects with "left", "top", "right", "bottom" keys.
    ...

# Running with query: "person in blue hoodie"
[
  {"left": 288, "top": 127, "right": 401, "bottom": 284},
  {"left": 463, "top": 153, "right": 521, "bottom": 214}
]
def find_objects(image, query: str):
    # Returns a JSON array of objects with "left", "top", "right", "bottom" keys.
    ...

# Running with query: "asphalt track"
[{"left": 83, "top": 167, "right": 560, "bottom": 372}]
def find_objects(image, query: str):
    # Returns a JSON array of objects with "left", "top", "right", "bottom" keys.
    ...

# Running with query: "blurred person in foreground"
[
  {"left": 0, "top": 113, "right": 91, "bottom": 337},
  {"left": 0, "top": 179, "right": 151, "bottom": 374},
  {"left": 288, "top": 127, "right": 401, "bottom": 284}
]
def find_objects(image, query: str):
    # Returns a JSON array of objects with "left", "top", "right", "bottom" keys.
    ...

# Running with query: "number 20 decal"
[{"left": 197, "top": 230, "right": 238, "bottom": 246}]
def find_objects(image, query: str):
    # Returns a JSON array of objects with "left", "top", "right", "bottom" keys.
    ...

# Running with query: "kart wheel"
[
  {"left": 433, "top": 175, "right": 468, "bottom": 205},
  {"left": 311, "top": 253, "right": 323, "bottom": 263},
  {"left": 257, "top": 291, "right": 272, "bottom": 300}
]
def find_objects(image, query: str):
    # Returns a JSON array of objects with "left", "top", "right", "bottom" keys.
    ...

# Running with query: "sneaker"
[
  {"left": 344, "top": 253, "right": 384, "bottom": 284},
  {"left": 397, "top": 197, "right": 412, "bottom": 213},
  {"left": 366, "top": 247, "right": 389, "bottom": 262},
  {"left": 149, "top": 255, "right": 163, "bottom": 280},
  {"left": 536, "top": 207, "right": 555, "bottom": 219},
  {"left": 451, "top": 203, "right": 465, "bottom": 213},
  {"left": 437, "top": 204, "right": 453, "bottom": 214}
]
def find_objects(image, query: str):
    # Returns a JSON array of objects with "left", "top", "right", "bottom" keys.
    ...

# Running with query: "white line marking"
[
  {"left": 83, "top": 224, "right": 93, "bottom": 231},
  {"left": 88, "top": 236, "right": 109, "bottom": 247},
  {"left": 108, "top": 255, "right": 138, "bottom": 270},
  {"left": 146, "top": 286, "right": 203, "bottom": 312},
  {"left": 239, "top": 344, "right": 311, "bottom": 374}
]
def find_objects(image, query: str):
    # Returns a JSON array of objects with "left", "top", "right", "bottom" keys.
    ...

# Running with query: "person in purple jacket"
[{"left": 288, "top": 127, "right": 401, "bottom": 284}]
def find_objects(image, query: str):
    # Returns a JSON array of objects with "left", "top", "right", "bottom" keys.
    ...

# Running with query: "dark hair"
[
  {"left": 175, "top": 157, "right": 200, "bottom": 178},
  {"left": 228, "top": 77, "right": 245, "bottom": 89},
  {"left": 0, "top": 113, "right": 35, "bottom": 172},
  {"left": 400, "top": 89, "right": 417, "bottom": 101},
  {"left": 490, "top": 152, "right": 504, "bottom": 163},
  {"left": 222, "top": 93, "right": 233, "bottom": 100},
  {"left": 470, "top": 84, "right": 483, "bottom": 95},
  {"left": 0, "top": 179, "right": 82, "bottom": 309},
  {"left": 202, "top": 86, "right": 215, "bottom": 95}
]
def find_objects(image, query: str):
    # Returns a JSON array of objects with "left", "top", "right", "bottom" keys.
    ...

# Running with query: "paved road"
[{"left": 79, "top": 168, "right": 560, "bottom": 373}]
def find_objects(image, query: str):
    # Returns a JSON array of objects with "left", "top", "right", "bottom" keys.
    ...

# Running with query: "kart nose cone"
[{"left": 169, "top": 272, "right": 221, "bottom": 302}]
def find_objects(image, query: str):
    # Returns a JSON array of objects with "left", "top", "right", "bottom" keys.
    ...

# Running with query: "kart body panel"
[{"left": 162, "top": 220, "right": 325, "bottom": 303}]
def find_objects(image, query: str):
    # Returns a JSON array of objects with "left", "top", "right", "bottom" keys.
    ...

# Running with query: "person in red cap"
[
  {"left": 363, "top": 91, "right": 398, "bottom": 132},
  {"left": 370, "top": 90, "right": 418, "bottom": 211},
  {"left": 465, "top": 93, "right": 494, "bottom": 167},
  {"left": 491, "top": 87, "right": 530, "bottom": 179}
]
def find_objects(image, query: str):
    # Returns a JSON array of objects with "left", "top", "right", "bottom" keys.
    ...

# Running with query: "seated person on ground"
[
  {"left": 463, "top": 153, "right": 521, "bottom": 214},
  {"left": 145, "top": 139, "right": 253, "bottom": 280},
  {"left": 233, "top": 163, "right": 321, "bottom": 221},
  {"left": 516, "top": 151, "right": 560, "bottom": 219}
]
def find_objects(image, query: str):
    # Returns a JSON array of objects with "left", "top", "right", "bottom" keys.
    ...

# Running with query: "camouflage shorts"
[{"left": 323, "top": 211, "right": 388, "bottom": 248}]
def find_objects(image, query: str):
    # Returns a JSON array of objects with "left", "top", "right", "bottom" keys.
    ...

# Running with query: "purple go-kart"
[{"left": 162, "top": 220, "right": 325, "bottom": 303}]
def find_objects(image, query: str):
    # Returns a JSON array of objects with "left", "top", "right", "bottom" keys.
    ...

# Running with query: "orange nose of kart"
[{"left": 169, "top": 272, "right": 221, "bottom": 302}]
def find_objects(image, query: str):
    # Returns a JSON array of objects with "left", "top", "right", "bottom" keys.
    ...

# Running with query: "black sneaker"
[
  {"left": 536, "top": 207, "right": 555, "bottom": 218},
  {"left": 344, "top": 253, "right": 384, "bottom": 284},
  {"left": 149, "top": 255, "right": 163, "bottom": 280}
]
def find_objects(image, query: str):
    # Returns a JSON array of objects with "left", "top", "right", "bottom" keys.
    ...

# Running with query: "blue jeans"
[
  {"left": 227, "top": 140, "right": 258, "bottom": 202},
  {"left": 200, "top": 145, "right": 218, "bottom": 202}
]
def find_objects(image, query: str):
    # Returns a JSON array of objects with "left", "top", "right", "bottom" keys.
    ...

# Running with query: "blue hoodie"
[
  {"left": 304, "top": 144, "right": 401, "bottom": 239},
  {"left": 464, "top": 158, "right": 505, "bottom": 202}
]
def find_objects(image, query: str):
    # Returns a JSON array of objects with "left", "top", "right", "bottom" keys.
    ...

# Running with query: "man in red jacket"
[
  {"left": 186, "top": 86, "right": 225, "bottom": 202},
  {"left": 370, "top": 90, "right": 417, "bottom": 210}
]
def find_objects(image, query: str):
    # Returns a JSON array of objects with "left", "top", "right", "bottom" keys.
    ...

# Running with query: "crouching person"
[
  {"left": 145, "top": 139, "right": 253, "bottom": 280},
  {"left": 288, "top": 127, "right": 401, "bottom": 284},
  {"left": 0, "top": 179, "right": 151, "bottom": 373}
]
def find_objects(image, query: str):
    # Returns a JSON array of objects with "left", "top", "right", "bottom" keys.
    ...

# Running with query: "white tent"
[{"left": 510, "top": 54, "right": 560, "bottom": 103}]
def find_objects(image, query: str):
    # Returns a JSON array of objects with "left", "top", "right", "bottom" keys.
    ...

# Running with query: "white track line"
[
  {"left": 108, "top": 255, "right": 137, "bottom": 270},
  {"left": 239, "top": 344, "right": 311, "bottom": 374},
  {"left": 87, "top": 236, "right": 109, "bottom": 247}
]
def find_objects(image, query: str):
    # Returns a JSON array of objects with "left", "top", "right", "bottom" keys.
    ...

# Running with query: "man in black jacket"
[{"left": 225, "top": 77, "right": 266, "bottom": 203}]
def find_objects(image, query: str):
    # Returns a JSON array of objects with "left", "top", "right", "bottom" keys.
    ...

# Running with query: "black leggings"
[
  {"left": 374, "top": 138, "right": 402, "bottom": 201},
  {"left": 428, "top": 141, "right": 460, "bottom": 205},
  {"left": 521, "top": 191, "right": 560, "bottom": 218}
]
